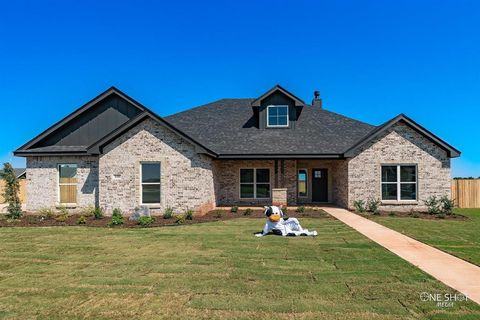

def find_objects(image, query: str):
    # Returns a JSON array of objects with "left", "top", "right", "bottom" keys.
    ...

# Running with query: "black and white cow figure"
[{"left": 255, "top": 206, "right": 318, "bottom": 237}]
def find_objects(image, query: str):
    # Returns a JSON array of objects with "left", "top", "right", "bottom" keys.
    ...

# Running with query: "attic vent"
[{"left": 312, "top": 91, "right": 322, "bottom": 108}]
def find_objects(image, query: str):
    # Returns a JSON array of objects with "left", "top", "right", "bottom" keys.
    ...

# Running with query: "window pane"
[
  {"left": 268, "top": 116, "right": 278, "bottom": 126},
  {"left": 382, "top": 166, "right": 397, "bottom": 182},
  {"left": 268, "top": 107, "right": 278, "bottom": 116},
  {"left": 400, "top": 184, "right": 416, "bottom": 200},
  {"left": 60, "top": 185, "right": 77, "bottom": 203},
  {"left": 400, "top": 166, "right": 416, "bottom": 182},
  {"left": 240, "top": 169, "right": 254, "bottom": 183},
  {"left": 240, "top": 184, "right": 254, "bottom": 198},
  {"left": 298, "top": 169, "right": 307, "bottom": 197},
  {"left": 142, "top": 163, "right": 160, "bottom": 183},
  {"left": 256, "top": 169, "right": 270, "bottom": 183},
  {"left": 256, "top": 184, "right": 270, "bottom": 198},
  {"left": 59, "top": 164, "right": 77, "bottom": 183},
  {"left": 142, "top": 184, "right": 160, "bottom": 203},
  {"left": 277, "top": 115, "right": 288, "bottom": 126},
  {"left": 278, "top": 106, "right": 288, "bottom": 116},
  {"left": 382, "top": 184, "right": 397, "bottom": 200}
]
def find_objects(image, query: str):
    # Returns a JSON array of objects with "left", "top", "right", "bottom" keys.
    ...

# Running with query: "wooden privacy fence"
[
  {"left": 0, "top": 180, "right": 27, "bottom": 204},
  {"left": 451, "top": 179, "right": 480, "bottom": 208}
]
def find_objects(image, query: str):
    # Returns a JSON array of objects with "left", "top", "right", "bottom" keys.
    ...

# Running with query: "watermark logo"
[{"left": 420, "top": 292, "right": 468, "bottom": 308}]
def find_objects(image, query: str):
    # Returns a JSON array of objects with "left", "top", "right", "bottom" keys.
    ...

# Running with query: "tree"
[{"left": 0, "top": 163, "right": 22, "bottom": 219}]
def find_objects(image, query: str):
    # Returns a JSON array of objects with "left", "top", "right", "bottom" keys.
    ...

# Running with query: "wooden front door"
[{"left": 312, "top": 169, "right": 328, "bottom": 202}]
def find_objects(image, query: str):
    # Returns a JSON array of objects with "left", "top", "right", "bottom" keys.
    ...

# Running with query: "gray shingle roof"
[{"left": 164, "top": 99, "right": 376, "bottom": 156}]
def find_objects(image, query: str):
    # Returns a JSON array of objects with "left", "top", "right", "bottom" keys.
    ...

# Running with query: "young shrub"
[
  {"left": 81, "top": 206, "right": 96, "bottom": 217},
  {"left": 163, "top": 207, "right": 174, "bottom": 219},
  {"left": 439, "top": 195, "right": 454, "bottom": 215},
  {"left": 425, "top": 196, "right": 440, "bottom": 215},
  {"left": 413, "top": 213, "right": 420, "bottom": 218},
  {"left": 109, "top": 208, "right": 124, "bottom": 226},
  {"left": 243, "top": 208, "right": 253, "bottom": 216},
  {"left": 213, "top": 210, "right": 223, "bottom": 218},
  {"left": 353, "top": 200, "right": 366, "bottom": 213},
  {"left": 77, "top": 215, "right": 87, "bottom": 225},
  {"left": 437, "top": 214, "right": 446, "bottom": 219},
  {"left": 0, "top": 163, "right": 22, "bottom": 219},
  {"left": 388, "top": 211, "right": 396, "bottom": 217},
  {"left": 55, "top": 212, "right": 68, "bottom": 222},
  {"left": 184, "top": 209, "right": 194, "bottom": 220},
  {"left": 366, "top": 198, "right": 381, "bottom": 215},
  {"left": 93, "top": 207, "right": 104, "bottom": 220},
  {"left": 173, "top": 214, "right": 185, "bottom": 225},
  {"left": 137, "top": 216, "right": 155, "bottom": 227},
  {"left": 230, "top": 206, "right": 238, "bottom": 214},
  {"left": 38, "top": 207, "right": 54, "bottom": 219},
  {"left": 58, "top": 206, "right": 69, "bottom": 216},
  {"left": 296, "top": 206, "right": 305, "bottom": 213}
]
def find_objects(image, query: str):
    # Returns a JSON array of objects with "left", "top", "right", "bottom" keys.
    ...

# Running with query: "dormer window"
[{"left": 267, "top": 105, "right": 289, "bottom": 127}]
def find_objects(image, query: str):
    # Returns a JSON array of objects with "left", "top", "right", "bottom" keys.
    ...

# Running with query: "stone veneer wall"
[
  {"left": 347, "top": 122, "right": 451, "bottom": 211},
  {"left": 99, "top": 118, "right": 216, "bottom": 215},
  {"left": 25, "top": 156, "right": 99, "bottom": 212}
]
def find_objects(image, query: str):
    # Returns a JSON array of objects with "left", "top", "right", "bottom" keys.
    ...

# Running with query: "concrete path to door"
[{"left": 321, "top": 207, "right": 480, "bottom": 305}]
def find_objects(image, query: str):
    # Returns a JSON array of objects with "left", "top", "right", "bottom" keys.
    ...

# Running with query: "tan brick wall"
[
  {"left": 347, "top": 122, "right": 451, "bottom": 211},
  {"left": 25, "top": 156, "right": 99, "bottom": 212},
  {"left": 99, "top": 118, "right": 215, "bottom": 215}
]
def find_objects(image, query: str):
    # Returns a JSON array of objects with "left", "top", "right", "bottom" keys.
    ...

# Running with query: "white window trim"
[
  {"left": 57, "top": 163, "right": 78, "bottom": 205},
  {"left": 140, "top": 162, "right": 161, "bottom": 205},
  {"left": 266, "top": 105, "right": 289, "bottom": 128},
  {"left": 298, "top": 168, "right": 308, "bottom": 198},
  {"left": 381, "top": 164, "right": 418, "bottom": 202},
  {"left": 239, "top": 168, "right": 271, "bottom": 199}
]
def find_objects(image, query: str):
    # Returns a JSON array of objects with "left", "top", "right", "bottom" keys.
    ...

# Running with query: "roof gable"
[
  {"left": 251, "top": 84, "right": 305, "bottom": 107},
  {"left": 343, "top": 114, "right": 461, "bottom": 158}
]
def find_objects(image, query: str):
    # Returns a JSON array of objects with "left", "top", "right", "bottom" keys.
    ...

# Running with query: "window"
[
  {"left": 381, "top": 165, "right": 417, "bottom": 201},
  {"left": 267, "top": 105, "right": 289, "bottom": 127},
  {"left": 240, "top": 168, "right": 270, "bottom": 199},
  {"left": 141, "top": 163, "right": 161, "bottom": 204},
  {"left": 298, "top": 169, "right": 308, "bottom": 197},
  {"left": 58, "top": 164, "right": 77, "bottom": 204}
]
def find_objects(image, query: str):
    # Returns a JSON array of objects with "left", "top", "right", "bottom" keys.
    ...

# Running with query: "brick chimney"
[{"left": 312, "top": 90, "right": 322, "bottom": 108}]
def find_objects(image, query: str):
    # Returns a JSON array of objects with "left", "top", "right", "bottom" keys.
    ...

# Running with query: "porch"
[{"left": 213, "top": 159, "right": 348, "bottom": 208}]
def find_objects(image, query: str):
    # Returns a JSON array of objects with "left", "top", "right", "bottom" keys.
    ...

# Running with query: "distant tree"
[{"left": 0, "top": 163, "right": 22, "bottom": 219}]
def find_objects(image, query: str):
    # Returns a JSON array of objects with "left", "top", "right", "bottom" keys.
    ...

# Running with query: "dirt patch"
[
  {"left": 0, "top": 209, "right": 330, "bottom": 228},
  {"left": 352, "top": 210, "right": 467, "bottom": 220}
]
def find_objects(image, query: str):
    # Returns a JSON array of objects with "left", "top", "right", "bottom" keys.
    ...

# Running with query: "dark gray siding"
[{"left": 32, "top": 94, "right": 143, "bottom": 148}]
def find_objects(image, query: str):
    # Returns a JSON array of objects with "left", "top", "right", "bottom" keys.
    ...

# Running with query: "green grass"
[
  {"left": 372, "top": 209, "right": 480, "bottom": 266},
  {"left": 0, "top": 217, "right": 479, "bottom": 319}
]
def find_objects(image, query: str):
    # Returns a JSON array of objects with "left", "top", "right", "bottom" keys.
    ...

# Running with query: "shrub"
[
  {"left": 77, "top": 215, "right": 87, "bottom": 225},
  {"left": 282, "top": 207, "right": 288, "bottom": 215},
  {"left": 243, "top": 208, "right": 253, "bottom": 216},
  {"left": 93, "top": 207, "right": 104, "bottom": 219},
  {"left": 38, "top": 207, "right": 54, "bottom": 219},
  {"left": 81, "top": 206, "right": 96, "bottom": 217},
  {"left": 184, "top": 210, "right": 194, "bottom": 220},
  {"left": 437, "top": 214, "right": 446, "bottom": 219},
  {"left": 425, "top": 196, "right": 440, "bottom": 215},
  {"left": 439, "top": 196, "right": 454, "bottom": 215},
  {"left": 353, "top": 200, "right": 366, "bottom": 213},
  {"left": 366, "top": 198, "right": 381, "bottom": 214},
  {"left": 109, "top": 208, "right": 124, "bottom": 225},
  {"left": 296, "top": 206, "right": 305, "bottom": 213},
  {"left": 0, "top": 163, "right": 22, "bottom": 219},
  {"left": 58, "top": 206, "right": 69, "bottom": 216},
  {"left": 173, "top": 214, "right": 185, "bottom": 225},
  {"left": 230, "top": 206, "right": 238, "bottom": 214},
  {"left": 137, "top": 216, "right": 155, "bottom": 227},
  {"left": 388, "top": 211, "right": 396, "bottom": 217},
  {"left": 163, "top": 207, "right": 174, "bottom": 219},
  {"left": 413, "top": 213, "right": 420, "bottom": 218},
  {"left": 55, "top": 213, "right": 68, "bottom": 222},
  {"left": 212, "top": 210, "right": 223, "bottom": 218}
]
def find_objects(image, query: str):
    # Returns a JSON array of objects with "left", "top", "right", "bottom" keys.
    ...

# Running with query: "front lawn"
[
  {"left": 0, "top": 217, "right": 478, "bottom": 319},
  {"left": 371, "top": 208, "right": 480, "bottom": 266}
]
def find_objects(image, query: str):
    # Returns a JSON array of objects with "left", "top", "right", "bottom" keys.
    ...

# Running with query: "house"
[{"left": 14, "top": 85, "right": 460, "bottom": 214}]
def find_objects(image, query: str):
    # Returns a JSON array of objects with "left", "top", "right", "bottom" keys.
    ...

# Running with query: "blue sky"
[{"left": 0, "top": 0, "right": 478, "bottom": 176}]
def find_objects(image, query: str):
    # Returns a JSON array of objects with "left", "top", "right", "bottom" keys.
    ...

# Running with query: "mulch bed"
[
  {"left": 0, "top": 208, "right": 330, "bottom": 228},
  {"left": 354, "top": 210, "right": 467, "bottom": 220}
]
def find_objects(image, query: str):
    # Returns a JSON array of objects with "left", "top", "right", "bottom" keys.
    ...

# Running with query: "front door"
[{"left": 312, "top": 169, "right": 328, "bottom": 202}]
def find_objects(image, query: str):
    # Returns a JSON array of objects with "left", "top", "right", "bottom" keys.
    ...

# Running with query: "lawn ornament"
[{"left": 255, "top": 206, "right": 318, "bottom": 237}]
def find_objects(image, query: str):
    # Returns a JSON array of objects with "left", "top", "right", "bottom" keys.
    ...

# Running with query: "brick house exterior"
[{"left": 15, "top": 86, "right": 460, "bottom": 214}]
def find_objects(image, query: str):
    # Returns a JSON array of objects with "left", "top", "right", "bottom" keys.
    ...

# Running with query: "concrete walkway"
[{"left": 321, "top": 207, "right": 480, "bottom": 305}]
